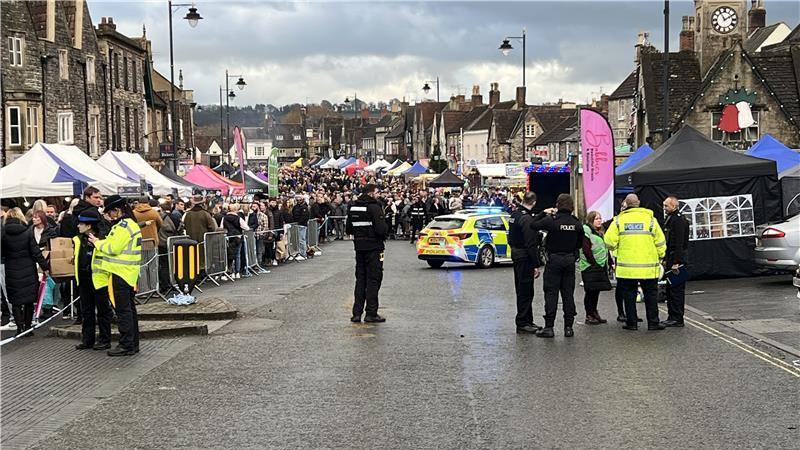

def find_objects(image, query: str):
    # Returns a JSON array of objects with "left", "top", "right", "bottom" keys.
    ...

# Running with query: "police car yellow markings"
[{"left": 417, "top": 210, "right": 511, "bottom": 266}]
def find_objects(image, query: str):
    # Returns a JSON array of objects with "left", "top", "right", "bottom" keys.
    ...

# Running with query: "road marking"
[{"left": 682, "top": 314, "right": 800, "bottom": 378}]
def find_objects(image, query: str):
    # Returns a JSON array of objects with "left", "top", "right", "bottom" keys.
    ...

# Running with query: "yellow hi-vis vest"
[
  {"left": 604, "top": 207, "right": 666, "bottom": 279},
  {"left": 91, "top": 219, "right": 142, "bottom": 290}
]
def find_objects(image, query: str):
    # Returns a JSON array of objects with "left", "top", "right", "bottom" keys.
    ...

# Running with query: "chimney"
[
  {"left": 748, "top": 0, "right": 766, "bottom": 35},
  {"left": 489, "top": 82, "right": 500, "bottom": 107},
  {"left": 456, "top": 94, "right": 466, "bottom": 106},
  {"left": 634, "top": 31, "right": 650, "bottom": 64},
  {"left": 515, "top": 86, "right": 526, "bottom": 107},
  {"left": 380, "top": 104, "right": 388, "bottom": 117},
  {"left": 99, "top": 16, "right": 116, "bottom": 31},
  {"left": 361, "top": 108, "right": 369, "bottom": 119},
  {"left": 471, "top": 85, "right": 483, "bottom": 106},
  {"left": 680, "top": 16, "right": 695, "bottom": 52}
]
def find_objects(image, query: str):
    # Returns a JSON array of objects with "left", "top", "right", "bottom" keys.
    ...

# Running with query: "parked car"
[{"left": 754, "top": 214, "right": 800, "bottom": 271}]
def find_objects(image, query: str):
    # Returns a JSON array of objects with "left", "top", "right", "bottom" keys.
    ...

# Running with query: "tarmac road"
[{"left": 30, "top": 241, "right": 800, "bottom": 449}]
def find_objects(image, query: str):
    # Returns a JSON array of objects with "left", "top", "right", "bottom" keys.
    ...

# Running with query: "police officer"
[
  {"left": 346, "top": 184, "right": 389, "bottom": 323},
  {"left": 89, "top": 195, "right": 142, "bottom": 356},
  {"left": 508, "top": 192, "right": 542, "bottom": 334},
  {"left": 661, "top": 195, "right": 689, "bottom": 327},
  {"left": 530, "top": 194, "right": 583, "bottom": 338},
  {"left": 73, "top": 209, "right": 113, "bottom": 351},
  {"left": 604, "top": 194, "right": 666, "bottom": 331},
  {"left": 408, "top": 195, "right": 427, "bottom": 245}
]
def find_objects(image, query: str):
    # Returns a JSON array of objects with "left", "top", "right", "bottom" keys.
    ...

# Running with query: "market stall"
[
  {"left": 0, "top": 143, "right": 136, "bottom": 197},
  {"left": 98, "top": 151, "right": 193, "bottom": 197},
  {"left": 617, "top": 125, "right": 780, "bottom": 279},
  {"left": 184, "top": 165, "right": 243, "bottom": 196},
  {"left": 428, "top": 169, "right": 465, "bottom": 188},
  {"left": 344, "top": 159, "right": 368, "bottom": 175}
]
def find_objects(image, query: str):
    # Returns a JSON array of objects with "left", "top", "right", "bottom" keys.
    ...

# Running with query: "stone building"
[
  {"left": 610, "top": 0, "right": 800, "bottom": 151},
  {"left": 1, "top": 0, "right": 108, "bottom": 164},
  {"left": 95, "top": 17, "right": 146, "bottom": 154}
]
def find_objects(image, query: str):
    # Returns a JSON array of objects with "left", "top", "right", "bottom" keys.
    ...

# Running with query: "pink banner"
[
  {"left": 233, "top": 126, "right": 247, "bottom": 191},
  {"left": 580, "top": 109, "right": 614, "bottom": 220}
]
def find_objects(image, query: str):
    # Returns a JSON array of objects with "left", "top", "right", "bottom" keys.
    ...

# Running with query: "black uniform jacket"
[
  {"left": 346, "top": 194, "right": 389, "bottom": 252},
  {"left": 530, "top": 209, "right": 583, "bottom": 255}
]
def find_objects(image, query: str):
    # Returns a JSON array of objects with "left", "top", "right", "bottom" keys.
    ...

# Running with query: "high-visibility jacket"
[
  {"left": 92, "top": 218, "right": 142, "bottom": 289},
  {"left": 604, "top": 207, "right": 666, "bottom": 279}
]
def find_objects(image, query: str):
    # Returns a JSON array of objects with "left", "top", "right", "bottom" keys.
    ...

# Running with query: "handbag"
[
  {"left": 41, "top": 276, "right": 58, "bottom": 308},
  {"left": 581, "top": 264, "right": 612, "bottom": 292}
]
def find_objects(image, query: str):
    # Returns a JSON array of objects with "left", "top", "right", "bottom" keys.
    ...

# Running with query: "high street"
[{"left": 3, "top": 241, "right": 797, "bottom": 449}]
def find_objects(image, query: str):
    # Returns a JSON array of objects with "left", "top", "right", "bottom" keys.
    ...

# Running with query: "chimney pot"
[
  {"left": 515, "top": 86, "right": 526, "bottom": 107},
  {"left": 489, "top": 83, "right": 500, "bottom": 107}
]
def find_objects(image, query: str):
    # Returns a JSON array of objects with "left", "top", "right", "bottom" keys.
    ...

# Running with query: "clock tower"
[{"left": 694, "top": 0, "right": 748, "bottom": 75}]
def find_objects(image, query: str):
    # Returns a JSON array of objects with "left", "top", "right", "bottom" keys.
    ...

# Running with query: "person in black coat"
[
  {"left": 1, "top": 209, "right": 50, "bottom": 336},
  {"left": 292, "top": 196, "right": 310, "bottom": 226},
  {"left": 661, "top": 195, "right": 690, "bottom": 327}
]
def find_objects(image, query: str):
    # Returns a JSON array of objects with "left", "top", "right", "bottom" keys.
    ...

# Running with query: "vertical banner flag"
[
  {"left": 580, "top": 108, "right": 614, "bottom": 220},
  {"left": 268, "top": 148, "right": 279, "bottom": 198},
  {"left": 233, "top": 126, "right": 247, "bottom": 193}
]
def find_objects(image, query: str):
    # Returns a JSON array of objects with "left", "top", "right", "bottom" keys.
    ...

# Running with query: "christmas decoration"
[{"left": 717, "top": 89, "right": 758, "bottom": 133}]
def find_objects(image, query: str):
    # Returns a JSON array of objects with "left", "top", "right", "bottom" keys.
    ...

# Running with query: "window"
[
  {"left": 276, "top": 135, "right": 284, "bottom": 140},
  {"left": 57, "top": 112, "right": 74, "bottom": 144},
  {"left": 254, "top": 146, "right": 265, "bottom": 156},
  {"left": 132, "top": 60, "right": 137, "bottom": 93},
  {"left": 125, "top": 108, "right": 131, "bottom": 149},
  {"left": 86, "top": 56, "right": 95, "bottom": 84},
  {"left": 525, "top": 124, "right": 536, "bottom": 138},
  {"left": 89, "top": 114, "right": 99, "bottom": 156},
  {"left": 293, "top": 134, "right": 301, "bottom": 140},
  {"left": 712, "top": 111, "right": 759, "bottom": 146},
  {"left": 8, "top": 36, "right": 23, "bottom": 67},
  {"left": 26, "top": 106, "right": 39, "bottom": 145},
  {"left": 115, "top": 106, "right": 121, "bottom": 148},
  {"left": 679, "top": 195, "right": 755, "bottom": 241},
  {"left": 133, "top": 109, "right": 139, "bottom": 151},
  {"left": 123, "top": 55, "right": 128, "bottom": 91},
  {"left": 179, "top": 119, "right": 184, "bottom": 142},
  {"left": 58, "top": 49, "right": 68, "bottom": 80},
  {"left": 114, "top": 53, "right": 119, "bottom": 88},
  {"left": 7, "top": 106, "right": 21, "bottom": 146}
]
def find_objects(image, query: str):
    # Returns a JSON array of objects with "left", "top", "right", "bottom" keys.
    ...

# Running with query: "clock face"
[{"left": 712, "top": 6, "right": 738, "bottom": 34}]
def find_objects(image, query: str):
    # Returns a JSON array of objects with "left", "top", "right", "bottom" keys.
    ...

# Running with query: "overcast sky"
[{"left": 90, "top": 0, "right": 799, "bottom": 107}]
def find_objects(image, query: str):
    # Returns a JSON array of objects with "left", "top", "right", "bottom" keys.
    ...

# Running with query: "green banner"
[{"left": 268, "top": 148, "right": 279, "bottom": 197}]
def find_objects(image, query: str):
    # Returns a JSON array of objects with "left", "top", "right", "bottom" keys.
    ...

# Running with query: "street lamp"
[
  {"left": 499, "top": 28, "right": 527, "bottom": 158},
  {"left": 167, "top": 1, "right": 201, "bottom": 171},
  {"left": 344, "top": 94, "right": 359, "bottom": 156},
  {"left": 224, "top": 70, "right": 246, "bottom": 155},
  {"left": 421, "top": 77, "right": 440, "bottom": 102}
]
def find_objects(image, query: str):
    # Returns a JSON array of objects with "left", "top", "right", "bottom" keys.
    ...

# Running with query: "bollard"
[{"left": 172, "top": 238, "right": 201, "bottom": 296}]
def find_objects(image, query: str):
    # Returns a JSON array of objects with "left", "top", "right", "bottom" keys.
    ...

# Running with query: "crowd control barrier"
[
  {"left": 243, "top": 230, "right": 266, "bottom": 275},
  {"left": 172, "top": 238, "right": 201, "bottom": 295},
  {"left": 286, "top": 225, "right": 301, "bottom": 261},
  {"left": 307, "top": 220, "right": 320, "bottom": 251},
  {"left": 200, "top": 231, "right": 234, "bottom": 286},
  {"left": 135, "top": 238, "right": 163, "bottom": 304}
]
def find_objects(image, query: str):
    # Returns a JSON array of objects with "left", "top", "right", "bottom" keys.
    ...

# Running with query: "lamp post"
[
  {"left": 344, "top": 94, "right": 358, "bottom": 156},
  {"left": 422, "top": 76, "right": 440, "bottom": 102},
  {"left": 499, "top": 28, "right": 527, "bottom": 159},
  {"left": 224, "top": 70, "right": 247, "bottom": 159},
  {"left": 167, "top": 1, "right": 202, "bottom": 171}
]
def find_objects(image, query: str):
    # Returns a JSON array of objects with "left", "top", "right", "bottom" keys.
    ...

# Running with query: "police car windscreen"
[{"left": 428, "top": 218, "right": 465, "bottom": 230}]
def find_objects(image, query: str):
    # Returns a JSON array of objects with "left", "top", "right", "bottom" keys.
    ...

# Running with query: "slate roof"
[
  {"left": 242, "top": 127, "right": 270, "bottom": 141},
  {"left": 468, "top": 107, "right": 495, "bottom": 131},
  {"left": 493, "top": 100, "right": 516, "bottom": 110},
  {"left": 455, "top": 105, "right": 489, "bottom": 133},
  {"left": 386, "top": 119, "right": 406, "bottom": 139},
  {"left": 376, "top": 114, "right": 395, "bottom": 128},
  {"left": 748, "top": 47, "right": 800, "bottom": 125},
  {"left": 272, "top": 124, "right": 304, "bottom": 148},
  {"left": 528, "top": 106, "right": 580, "bottom": 132},
  {"left": 609, "top": 71, "right": 638, "bottom": 100},
  {"left": 762, "top": 23, "right": 800, "bottom": 53},
  {"left": 532, "top": 115, "right": 579, "bottom": 146},
  {"left": 492, "top": 110, "right": 524, "bottom": 144},
  {"left": 640, "top": 51, "right": 702, "bottom": 132},
  {"left": 744, "top": 23, "right": 784, "bottom": 53},
  {"left": 442, "top": 111, "right": 467, "bottom": 134},
  {"left": 362, "top": 124, "right": 377, "bottom": 139}
]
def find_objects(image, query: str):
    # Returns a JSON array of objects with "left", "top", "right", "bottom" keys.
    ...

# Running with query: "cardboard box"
[
  {"left": 48, "top": 238, "right": 75, "bottom": 278},
  {"left": 50, "top": 257, "right": 74, "bottom": 278},
  {"left": 50, "top": 238, "right": 73, "bottom": 252}
]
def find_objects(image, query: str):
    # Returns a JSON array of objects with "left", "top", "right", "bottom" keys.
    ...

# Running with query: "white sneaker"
[
  {"left": 296, "top": 255, "right": 306, "bottom": 261},
  {"left": 315, "top": 250, "right": 323, "bottom": 256},
  {"left": 0, "top": 322, "right": 17, "bottom": 331},
  {"left": 235, "top": 273, "right": 241, "bottom": 279},
  {"left": 272, "top": 261, "right": 278, "bottom": 266}
]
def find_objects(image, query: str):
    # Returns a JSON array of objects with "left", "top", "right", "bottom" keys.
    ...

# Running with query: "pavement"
[{"left": 2, "top": 240, "right": 799, "bottom": 449}]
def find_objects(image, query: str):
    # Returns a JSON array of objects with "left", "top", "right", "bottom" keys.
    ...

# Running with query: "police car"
[{"left": 416, "top": 208, "right": 512, "bottom": 268}]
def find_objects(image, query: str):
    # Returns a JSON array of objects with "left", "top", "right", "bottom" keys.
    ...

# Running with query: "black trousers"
[
  {"left": 666, "top": 280, "right": 686, "bottom": 323},
  {"left": 542, "top": 253, "right": 577, "bottom": 328},
  {"left": 512, "top": 257, "right": 535, "bottom": 327},
  {"left": 614, "top": 287, "right": 625, "bottom": 317},
  {"left": 584, "top": 290, "right": 600, "bottom": 314},
  {"left": 618, "top": 278, "right": 659, "bottom": 326},
  {"left": 410, "top": 223, "right": 423, "bottom": 241},
  {"left": 78, "top": 272, "right": 112, "bottom": 347},
  {"left": 11, "top": 303, "right": 34, "bottom": 332},
  {"left": 353, "top": 249, "right": 383, "bottom": 317},
  {"left": 109, "top": 274, "right": 140, "bottom": 351}
]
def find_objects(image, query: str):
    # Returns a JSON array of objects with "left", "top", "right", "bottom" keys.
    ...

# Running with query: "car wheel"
[
  {"left": 427, "top": 260, "right": 444, "bottom": 269},
  {"left": 476, "top": 246, "right": 495, "bottom": 268}
]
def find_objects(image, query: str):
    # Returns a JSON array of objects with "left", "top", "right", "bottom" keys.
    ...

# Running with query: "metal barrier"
[
  {"left": 199, "top": 231, "right": 234, "bottom": 286},
  {"left": 307, "top": 220, "right": 320, "bottom": 251},
  {"left": 136, "top": 239, "right": 163, "bottom": 304},
  {"left": 286, "top": 225, "right": 301, "bottom": 260},
  {"left": 243, "top": 230, "right": 267, "bottom": 275}
]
